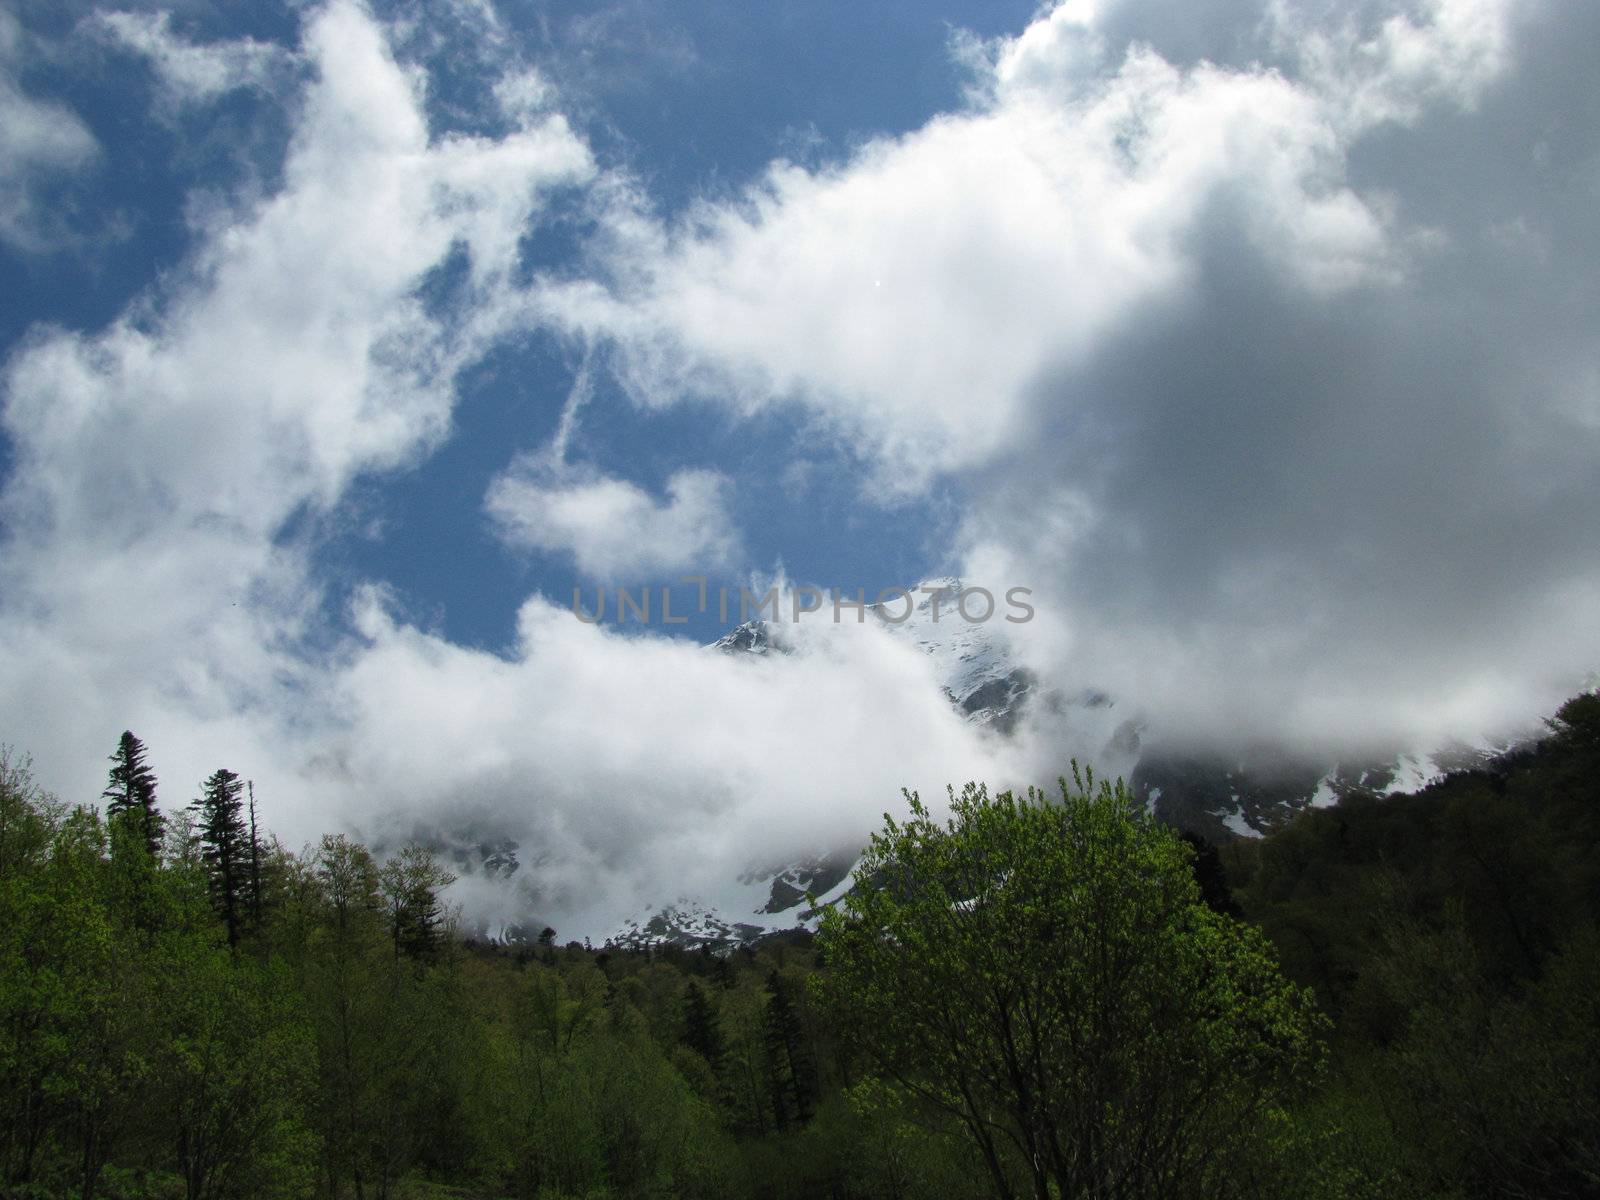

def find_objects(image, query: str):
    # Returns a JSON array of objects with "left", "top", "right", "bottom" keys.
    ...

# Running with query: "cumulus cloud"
[
  {"left": 484, "top": 356, "right": 742, "bottom": 579},
  {"left": 331, "top": 588, "right": 1019, "bottom": 935},
  {"left": 0, "top": 10, "right": 99, "bottom": 251},
  {"left": 535, "top": 0, "right": 1425, "bottom": 489},
  {"left": 551, "top": 0, "right": 1600, "bottom": 752}
]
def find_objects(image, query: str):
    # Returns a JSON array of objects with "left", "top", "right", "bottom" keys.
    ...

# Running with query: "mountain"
[
  {"left": 606, "top": 580, "right": 1045, "bottom": 948},
  {"left": 710, "top": 577, "right": 1040, "bottom": 730},
  {"left": 608, "top": 848, "right": 860, "bottom": 951},
  {"left": 611, "top": 580, "right": 1534, "bottom": 948},
  {"left": 408, "top": 578, "right": 1535, "bottom": 949},
  {"left": 1128, "top": 740, "right": 1513, "bottom": 844}
]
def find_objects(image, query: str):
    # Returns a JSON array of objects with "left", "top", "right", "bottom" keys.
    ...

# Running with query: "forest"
[{"left": 1, "top": 694, "right": 1597, "bottom": 1200}]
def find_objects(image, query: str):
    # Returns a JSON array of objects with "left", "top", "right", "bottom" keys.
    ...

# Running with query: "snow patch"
[
  {"left": 1220, "top": 809, "right": 1261, "bottom": 839},
  {"left": 1310, "top": 772, "right": 1339, "bottom": 808},
  {"left": 1386, "top": 753, "right": 1442, "bottom": 795}
]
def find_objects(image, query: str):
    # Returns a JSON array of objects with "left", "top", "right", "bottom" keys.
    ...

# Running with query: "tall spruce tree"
[
  {"left": 763, "top": 970, "right": 816, "bottom": 1128},
  {"left": 246, "top": 780, "right": 264, "bottom": 931},
  {"left": 682, "top": 980, "right": 724, "bottom": 1068},
  {"left": 191, "top": 769, "right": 247, "bottom": 945},
  {"left": 102, "top": 730, "right": 163, "bottom": 859}
]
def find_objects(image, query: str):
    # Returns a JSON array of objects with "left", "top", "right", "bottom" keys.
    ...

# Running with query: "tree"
[
  {"left": 103, "top": 731, "right": 163, "bottom": 860},
  {"left": 763, "top": 970, "right": 816, "bottom": 1128},
  {"left": 378, "top": 843, "right": 456, "bottom": 962},
  {"left": 190, "top": 770, "right": 247, "bottom": 946},
  {"left": 681, "top": 980, "right": 724, "bottom": 1068},
  {"left": 246, "top": 781, "right": 264, "bottom": 932},
  {"left": 0, "top": 795, "right": 147, "bottom": 1200},
  {"left": 306, "top": 835, "right": 473, "bottom": 1199},
  {"left": 815, "top": 768, "right": 1326, "bottom": 1200}
]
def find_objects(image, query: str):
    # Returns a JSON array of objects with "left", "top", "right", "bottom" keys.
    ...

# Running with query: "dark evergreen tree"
[
  {"left": 102, "top": 730, "right": 163, "bottom": 859},
  {"left": 190, "top": 769, "right": 247, "bottom": 945},
  {"left": 682, "top": 980, "right": 724, "bottom": 1068},
  {"left": 763, "top": 970, "right": 817, "bottom": 1129},
  {"left": 246, "top": 780, "right": 263, "bottom": 931},
  {"left": 1179, "top": 830, "right": 1242, "bottom": 918}
]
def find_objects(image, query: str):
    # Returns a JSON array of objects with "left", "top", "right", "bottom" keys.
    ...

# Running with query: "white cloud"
[
  {"left": 1, "top": 0, "right": 592, "bottom": 840},
  {"left": 331, "top": 589, "right": 1019, "bottom": 935},
  {"left": 0, "top": 10, "right": 99, "bottom": 252},
  {"left": 537, "top": 2, "right": 1421, "bottom": 493},
  {"left": 484, "top": 353, "right": 742, "bottom": 579},
  {"left": 88, "top": 9, "right": 294, "bottom": 108},
  {"left": 547, "top": 0, "right": 1597, "bottom": 751},
  {"left": 0, "top": 0, "right": 1014, "bottom": 941},
  {"left": 487, "top": 463, "right": 739, "bottom": 580},
  {"left": 1271, "top": 0, "right": 1513, "bottom": 131}
]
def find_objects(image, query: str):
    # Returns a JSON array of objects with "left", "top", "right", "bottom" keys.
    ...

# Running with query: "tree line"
[{"left": 2, "top": 696, "right": 1597, "bottom": 1198}]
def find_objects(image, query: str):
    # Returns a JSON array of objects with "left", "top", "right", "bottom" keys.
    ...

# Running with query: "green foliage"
[
  {"left": 154, "top": 950, "right": 316, "bottom": 1199},
  {"left": 761, "top": 970, "right": 817, "bottom": 1130},
  {"left": 815, "top": 767, "right": 1326, "bottom": 1200},
  {"left": 379, "top": 843, "right": 457, "bottom": 962},
  {"left": 0, "top": 754, "right": 313, "bottom": 1200},
  {"left": 5, "top": 693, "right": 1600, "bottom": 1199},
  {"left": 1228, "top": 691, "right": 1600, "bottom": 1199}
]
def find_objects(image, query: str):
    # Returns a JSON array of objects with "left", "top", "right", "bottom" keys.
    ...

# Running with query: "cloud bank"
[{"left": 550, "top": 0, "right": 1599, "bottom": 750}]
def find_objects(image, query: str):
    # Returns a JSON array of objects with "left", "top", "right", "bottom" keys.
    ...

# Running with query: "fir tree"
[
  {"left": 246, "top": 780, "right": 263, "bottom": 931},
  {"left": 763, "top": 970, "right": 817, "bottom": 1128},
  {"left": 102, "top": 730, "right": 163, "bottom": 859},
  {"left": 190, "top": 769, "right": 247, "bottom": 945},
  {"left": 682, "top": 980, "right": 724, "bottom": 1068}
]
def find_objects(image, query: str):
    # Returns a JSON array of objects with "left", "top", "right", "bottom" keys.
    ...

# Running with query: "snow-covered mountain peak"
[
  {"left": 869, "top": 579, "right": 1017, "bottom": 714},
  {"left": 709, "top": 578, "right": 1035, "bottom": 735}
]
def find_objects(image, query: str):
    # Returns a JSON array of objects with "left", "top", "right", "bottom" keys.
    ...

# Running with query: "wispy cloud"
[
  {"left": 487, "top": 462, "right": 740, "bottom": 580},
  {"left": 86, "top": 9, "right": 295, "bottom": 110},
  {"left": 0, "top": 10, "right": 99, "bottom": 252}
]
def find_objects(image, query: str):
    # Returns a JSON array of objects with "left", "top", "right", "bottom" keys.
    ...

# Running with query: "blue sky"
[
  {"left": 2, "top": 0, "right": 1039, "bottom": 649},
  {"left": 2, "top": 0, "right": 1597, "bottom": 933}
]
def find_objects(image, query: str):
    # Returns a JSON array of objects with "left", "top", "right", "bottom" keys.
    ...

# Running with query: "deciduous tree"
[{"left": 815, "top": 768, "right": 1325, "bottom": 1200}]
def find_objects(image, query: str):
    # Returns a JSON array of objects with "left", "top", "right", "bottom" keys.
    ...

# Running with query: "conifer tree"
[
  {"left": 190, "top": 769, "right": 247, "bottom": 945},
  {"left": 763, "top": 970, "right": 817, "bottom": 1128},
  {"left": 246, "top": 780, "right": 263, "bottom": 931},
  {"left": 102, "top": 730, "right": 163, "bottom": 859},
  {"left": 682, "top": 980, "right": 724, "bottom": 1068}
]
